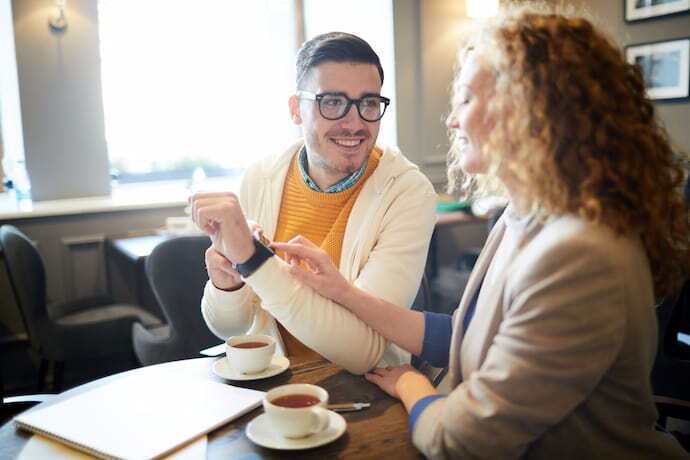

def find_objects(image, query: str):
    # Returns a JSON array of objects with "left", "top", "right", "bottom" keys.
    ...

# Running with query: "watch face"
[
  {"left": 233, "top": 236, "right": 274, "bottom": 278},
  {"left": 253, "top": 229, "right": 271, "bottom": 247}
]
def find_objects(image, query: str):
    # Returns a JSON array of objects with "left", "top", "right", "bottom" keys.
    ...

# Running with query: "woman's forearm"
[
  {"left": 338, "top": 285, "right": 426, "bottom": 356},
  {"left": 397, "top": 371, "right": 438, "bottom": 413}
]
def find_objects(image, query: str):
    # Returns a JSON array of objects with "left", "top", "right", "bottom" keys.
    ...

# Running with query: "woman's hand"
[
  {"left": 365, "top": 365, "right": 437, "bottom": 412},
  {"left": 365, "top": 365, "right": 417, "bottom": 399},
  {"left": 271, "top": 236, "right": 352, "bottom": 305}
]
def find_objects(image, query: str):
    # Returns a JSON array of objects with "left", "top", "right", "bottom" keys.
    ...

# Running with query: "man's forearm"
[{"left": 245, "top": 257, "right": 388, "bottom": 374}]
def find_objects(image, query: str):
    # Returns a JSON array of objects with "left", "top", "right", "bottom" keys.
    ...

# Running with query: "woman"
[{"left": 272, "top": 6, "right": 690, "bottom": 459}]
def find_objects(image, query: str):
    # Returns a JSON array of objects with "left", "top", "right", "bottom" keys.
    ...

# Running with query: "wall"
[
  {"left": 394, "top": 0, "right": 469, "bottom": 186},
  {"left": 397, "top": 0, "right": 690, "bottom": 191},
  {"left": 7, "top": 0, "right": 110, "bottom": 200},
  {"left": 572, "top": 0, "right": 690, "bottom": 155},
  {"left": 393, "top": 0, "right": 422, "bottom": 166}
]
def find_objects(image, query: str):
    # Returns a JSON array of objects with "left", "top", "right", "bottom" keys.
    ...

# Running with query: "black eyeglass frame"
[{"left": 296, "top": 90, "right": 391, "bottom": 122}]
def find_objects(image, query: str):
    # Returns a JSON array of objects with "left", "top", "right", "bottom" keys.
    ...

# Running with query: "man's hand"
[
  {"left": 205, "top": 247, "right": 244, "bottom": 291},
  {"left": 189, "top": 192, "right": 255, "bottom": 264}
]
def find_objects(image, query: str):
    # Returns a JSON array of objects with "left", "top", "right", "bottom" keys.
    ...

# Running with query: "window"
[
  {"left": 96, "top": 0, "right": 399, "bottom": 186},
  {"left": 98, "top": 0, "right": 298, "bottom": 183}
]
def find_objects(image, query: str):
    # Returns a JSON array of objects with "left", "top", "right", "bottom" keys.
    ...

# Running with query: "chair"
[
  {"left": 132, "top": 235, "right": 219, "bottom": 366},
  {"left": 652, "top": 279, "right": 690, "bottom": 425},
  {"left": 651, "top": 175, "right": 690, "bottom": 442},
  {"left": 0, "top": 285, "right": 48, "bottom": 423},
  {"left": 0, "top": 225, "right": 161, "bottom": 392}
]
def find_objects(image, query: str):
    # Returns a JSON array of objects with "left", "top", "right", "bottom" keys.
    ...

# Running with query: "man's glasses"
[{"left": 297, "top": 91, "right": 390, "bottom": 122}]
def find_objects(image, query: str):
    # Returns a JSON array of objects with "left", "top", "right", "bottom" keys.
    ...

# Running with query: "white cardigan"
[{"left": 201, "top": 140, "right": 437, "bottom": 374}]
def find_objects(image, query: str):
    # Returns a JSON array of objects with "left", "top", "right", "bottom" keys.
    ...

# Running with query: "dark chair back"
[
  {"left": 0, "top": 230, "right": 47, "bottom": 416},
  {"left": 652, "top": 278, "right": 690, "bottom": 424},
  {"left": 135, "top": 235, "right": 218, "bottom": 364},
  {"left": 0, "top": 225, "right": 48, "bottom": 353},
  {"left": 2, "top": 225, "right": 160, "bottom": 391}
]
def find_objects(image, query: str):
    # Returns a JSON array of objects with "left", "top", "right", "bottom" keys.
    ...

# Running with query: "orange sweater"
[{"left": 273, "top": 149, "right": 381, "bottom": 359}]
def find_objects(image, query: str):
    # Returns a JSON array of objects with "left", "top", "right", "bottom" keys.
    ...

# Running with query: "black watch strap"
[{"left": 231, "top": 236, "right": 275, "bottom": 278}]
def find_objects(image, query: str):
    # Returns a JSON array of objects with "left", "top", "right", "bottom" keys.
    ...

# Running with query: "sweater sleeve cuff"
[
  {"left": 204, "top": 278, "right": 256, "bottom": 306},
  {"left": 243, "top": 256, "right": 299, "bottom": 309},
  {"left": 419, "top": 311, "right": 452, "bottom": 367},
  {"left": 409, "top": 394, "right": 446, "bottom": 432}
]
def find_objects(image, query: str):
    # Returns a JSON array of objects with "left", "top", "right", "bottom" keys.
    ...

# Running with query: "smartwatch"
[{"left": 231, "top": 235, "right": 275, "bottom": 278}]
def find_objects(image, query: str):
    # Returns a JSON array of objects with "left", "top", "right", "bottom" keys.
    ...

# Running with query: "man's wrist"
[
  {"left": 231, "top": 237, "right": 275, "bottom": 278},
  {"left": 232, "top": 248, "right": 255, "bottom": 265},
  {"left": 231, "top": 238, "right": 256, "bottom": 265}
]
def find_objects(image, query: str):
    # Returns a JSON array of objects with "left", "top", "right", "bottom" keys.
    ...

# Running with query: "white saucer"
[
  {"left": 212, "top": 355, "right": 289, "bottom": 381},
  {"left": 213, "top": 355, "right": 290, "bottom": 380},
  {"left": 246, "top": 410, "right": 346, "bottom": 450}
]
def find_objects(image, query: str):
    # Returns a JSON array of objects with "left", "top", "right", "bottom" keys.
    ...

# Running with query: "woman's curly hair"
[{"left": 448, "top": 5, "right": 690, "bottom": 297}]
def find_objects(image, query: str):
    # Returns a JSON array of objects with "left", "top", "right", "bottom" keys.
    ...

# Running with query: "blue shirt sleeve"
[
  {"left": 409, "top": 394, "right": 447, "bottom": 432},
  {"left": 419, "top": 311, "right": 453, "bottom": 367}
]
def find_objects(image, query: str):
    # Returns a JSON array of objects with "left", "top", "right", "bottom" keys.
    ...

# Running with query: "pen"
[{"left": 327, "top": 402, "right": 371, "bottom": 412}]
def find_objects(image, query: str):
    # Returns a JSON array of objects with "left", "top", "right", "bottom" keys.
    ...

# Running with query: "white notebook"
[{"left": 14, "top": 371, "right": 264, "bottom": 460}]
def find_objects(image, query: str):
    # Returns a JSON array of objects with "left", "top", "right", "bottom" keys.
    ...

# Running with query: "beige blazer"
[{"left": 414, "top": 209, "right": 686, "bottom": 459}]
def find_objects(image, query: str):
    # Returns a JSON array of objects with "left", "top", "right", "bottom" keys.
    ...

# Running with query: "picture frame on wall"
[
  {"left": 626, "top": 38, "right": 690, "bottom": 101},
  {"left": 625, "top": 0, "right": 690, "bottom": 22}
]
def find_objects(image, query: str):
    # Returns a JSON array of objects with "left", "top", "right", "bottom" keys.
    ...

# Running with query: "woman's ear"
[{"left": 288, "top": 95, "right": 302, "bottom": 125}]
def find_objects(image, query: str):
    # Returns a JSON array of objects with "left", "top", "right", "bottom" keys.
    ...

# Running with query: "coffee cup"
[
  {"left": 263, "top": 384, "right": 330, "bottom": 438},
  {"left": 225, "top": 334, "right": 276, "bottom": 375}
]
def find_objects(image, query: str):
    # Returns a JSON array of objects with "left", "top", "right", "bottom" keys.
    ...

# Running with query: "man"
[{"left": 191, "top": 32, "right": 436, "bottom": 374}]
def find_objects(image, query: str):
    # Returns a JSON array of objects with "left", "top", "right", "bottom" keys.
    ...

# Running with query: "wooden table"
[{"left": 0, "top": 357, "right": 421, "bottom": 459}]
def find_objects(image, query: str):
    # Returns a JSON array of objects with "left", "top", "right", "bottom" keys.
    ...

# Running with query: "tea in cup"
[
  {"left": 263, "top": 384, "right": 330, "bottom": 438},
  {"left": 225, "top": 334, "right": 276, "bottom": 375}
]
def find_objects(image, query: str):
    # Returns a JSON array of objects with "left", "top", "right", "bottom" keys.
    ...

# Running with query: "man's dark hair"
[{"left": 295, "top": 32, "right": 384, "bottom": 89}]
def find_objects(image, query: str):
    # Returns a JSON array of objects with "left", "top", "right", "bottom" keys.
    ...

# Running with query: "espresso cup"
[
  {"left": 263, "top": 384, "right": 330, "bottom": 438},
  {"left": 225, "top": 334, "right": 276, "bottom": 375}
]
